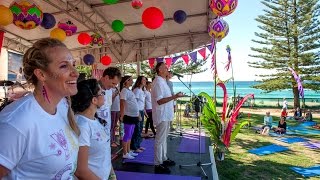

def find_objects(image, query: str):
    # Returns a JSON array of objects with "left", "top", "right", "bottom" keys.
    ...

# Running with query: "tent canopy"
[{"left": 1, "top": 0, "right": 214, "bottom": 67}]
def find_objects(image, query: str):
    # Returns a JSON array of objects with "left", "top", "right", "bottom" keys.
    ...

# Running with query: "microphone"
[{"left": 172, "top": 72, "right": 184, "bottom": 78}]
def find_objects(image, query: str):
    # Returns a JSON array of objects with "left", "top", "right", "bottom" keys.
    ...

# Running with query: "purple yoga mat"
[
  {"left": 177, "top": 131, "right": 206, "bottom": 153},
  {"left": 123, "top": 139, "right": 154, "bottom": 165},
  {"left": 302, "top": 141, "right": 320, "bottom": 149},
  {"left": 115, "top": 171, "right": 201, "bottom": 180}
]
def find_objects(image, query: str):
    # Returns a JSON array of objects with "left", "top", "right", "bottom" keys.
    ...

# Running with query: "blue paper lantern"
[
  {"left": 173, "top": 10, "right": 187, "bottom": 24},
  {"left": 41, "top": 13, "right": 56, "bottom": 29},
  {"left": 83, "top": 54, "right": 95, "bottom": 65}
]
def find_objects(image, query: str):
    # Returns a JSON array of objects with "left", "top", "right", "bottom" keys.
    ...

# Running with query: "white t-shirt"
[
  {"left": 120, "top": 88, "right": 139, "bottom": 117},
  {"left": 145, "top": 90, "right": 152, "bottom": 110},
  {"left": 97, "top": 89, "right": 113, "bottom": 131},
  {"left": 110, "top": 88, "right": 120, "bottom": 112},
  {"left": 133, "top": 88, "right": 146, "bottom": 111},
  {"left": 151, "top": 76, "right": 174, "bottom": 126},
  {"left": 76, "top": 115, "right": 111, "bottom": 180},
  {"left": 0, "top": 94, "right": 79, "bottom": 180}
]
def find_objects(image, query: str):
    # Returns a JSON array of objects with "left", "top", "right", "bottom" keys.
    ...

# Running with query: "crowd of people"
[{"left": 0, "top": 38, "right": 184, "bottom": 179}]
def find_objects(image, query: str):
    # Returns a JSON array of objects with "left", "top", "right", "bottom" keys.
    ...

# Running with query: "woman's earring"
[{"left": 42, "top": 84, "right": 50, "bottom": 103}]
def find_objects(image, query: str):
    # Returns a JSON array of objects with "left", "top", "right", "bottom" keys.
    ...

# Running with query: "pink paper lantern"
[
  {"left": 58, "top": 19, "right": 77, "bottom": 36},
  {"left": 132, "top": 0, "right": 143, "bottom": 9}
]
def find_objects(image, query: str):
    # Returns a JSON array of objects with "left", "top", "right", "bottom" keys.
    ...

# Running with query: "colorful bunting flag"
[
  {"left": 189, "top": 51, "right": 198, "bottom": 62},
  {"left": 148, "top": 58, "right": 155, "bottom": 68},
  {"left": 165, "top": 58, "right": 172, "bottom": 69},
  {"left": 172, "top": 56, "right": 180, "bottom": 64},
  {"left": 156, "top": 57, "right": 164, "bottom": 63},
  {"left": 181, "top": 55, "right": 190, "bottom": 65},
  {"left": 198, "top": 48, "right": 206, "bottom": 59}
]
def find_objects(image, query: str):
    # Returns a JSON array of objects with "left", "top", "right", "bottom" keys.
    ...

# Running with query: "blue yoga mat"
[
  {"left": 277, "top": 137, "right": 309, "bottom": 144},
  {"left": 115, "top": 171, "right": 201, "bottom": 180},
  {"left": 269, "top": 132, "right": 285, "bottom": 137},
  {"left": 248, "top": 144, "right": 289, "bottom": 156},
  {"left": 123, "top": 139, "right": 154, "bottom": 165},
  {"left": 290, "top": 165, "right": 320, "bottom": 177},
  {"left": 177, "top": 132, "right": 206, "bottom": 153}
]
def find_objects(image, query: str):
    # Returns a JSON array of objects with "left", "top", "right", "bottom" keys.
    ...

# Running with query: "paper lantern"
[
  {"left": 78, "top": 32, "right": 91, "bottom": 45},
  {"left": 132, "top": 0, "right": 143, "bottom": 9},
  {"left": 209, "top": 0, "right": 238, "bottom": 17},
  {"left": 173, "top": 10, "right": 187, "bottom": 24},
  {"left": 208, "top": 18, "right": 229, "bottom": 42},
  {"left": 58, "top": 19, "right": 77, "bottom": 36},
  {"left": 83, "top": 54, "right": 95, "bottom": 65},
  {"left": 50, "top": 28, "right": 66, "bottom": 42},
  {"left": 41, "top": 13, "right": 55, "bottom": 29},
  {"left": 0, "top": 5, "right": 13, "bottom": 26},
  {"left": 142, "top": 7, "right": 164, "bottom": 29},
  {"left": 103, "top": 0, "right": 118, "bottom": 4},
  {"left": 10, "top": 0, "right": 43, "bottom": 30},
  {"left": 90, "top": 33, "right": 104, "bottom": 47},
  {"left": 112, "top": 20, "right": 124, "bottom": 32},
  {"left": 101, "top": 55, "right": 112, "bottom": 66}
]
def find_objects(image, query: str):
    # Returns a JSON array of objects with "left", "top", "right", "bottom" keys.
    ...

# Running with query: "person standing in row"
[
  {"left": 144, "top": 81, "right": 156, "bottom": 137},
  {"left": 0, "top": 38, "right": 80, "bottom": 179},
  {"left": 166, "top": 71, "right": 176, "bottom": 132},
  {"left": 110, "top": 85, "right": 120, "bottom": 147},
  {"left": 152, "top": 62, "right": 184, "bottom": 174}
]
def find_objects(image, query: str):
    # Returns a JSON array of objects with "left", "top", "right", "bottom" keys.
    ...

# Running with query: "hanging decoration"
[
  {"left": 101, "top": 55, "right": 112, "bottom": 66},
  {"left": 173, "top": 10, "right": 187, "bottom": 24},
  {"left": 78, "top": 32, "right": 92, "bottom": 45},
  {"left": 90, "top": 33, "right": 104, "bottom": 47},
  {"left": 165, "top": 58, "right": 172, "bottom": 69},
  {"left": 112, "top": 20, "right": 124, "bottom": 32},
  {"left": 40, "top": 13, "right": 55, "bottom": 29},
  {"left": 288, "top": 67, "right": 304, "bottom": 98},
  {"left": 172, "top": 56, "right": 180, "bottom": 65},
  {"left": 0, "top": 31, "right": 4, "bottom": 54},
  {"left": 10, "top": 0, "right": 43, "bottom": 30},
  {"left": 148, "top": 58, "right": 155, "bottom": 68},
  {"left": 208, "top": 18, "right": 229, "bottom": 42},
  {"left": 225, "top": 45, "right": 231, "bottom": 71},
  {"left": 50, "top": 28, "right": 66, "bottom": 42},
  {"left": 131, "top": 0, "right": 143, "bottom": 9},
  {"left": 209, "top": 0, "right": 238, "bottom": 17},
  {"left": 58, "top": 19, "right": 77, "bottom": 36},
  {"left": 142, "top": 7, "right": 164, "bottom": 29},
  {"left": 156, "top": 57, "right": 164, "bottom": 63},
  {"left": 103, "top": 0, "right": 118, "bottom": 4},
  {"left": 83, "top": 54, "right": 95, "bottom": 65},
  {"left": 198, "top": 47, "right": 206, "bottom": 59},
  {"left": 189, "top": 51, "right": 198, "bottom": 62},
  {"left": 181, "top": 55, "right": 189, "bottom": 65},
  {"left": 0, "top": 5, "right": 13, "bottom": 26}
]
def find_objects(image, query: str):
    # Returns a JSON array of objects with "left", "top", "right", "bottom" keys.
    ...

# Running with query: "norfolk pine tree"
[{"left": 248, "top": 0, "right": 320, "bottom": 108}]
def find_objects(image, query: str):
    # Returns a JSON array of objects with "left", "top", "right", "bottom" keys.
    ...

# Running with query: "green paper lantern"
[
  {"left": 103, "top": 0, "right": 118, "bottom": 4},
  {"left": 112, "top": 20, "right": 124, "bottom": 32}
]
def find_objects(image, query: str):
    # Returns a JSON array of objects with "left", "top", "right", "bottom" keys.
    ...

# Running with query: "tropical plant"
[{"left": 199, "top": 83, "right": 253, "bottom": 156}]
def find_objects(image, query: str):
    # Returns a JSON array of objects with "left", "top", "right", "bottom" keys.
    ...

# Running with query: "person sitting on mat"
[
  {"left": 280, "top": 108, "right": 288, "bottom": 119},
  {"left": 305, "top": 109, "right": 313, "bottom": 121},
  {"left": 273, "top": 116, "right": 287, "bottom": 134},
  {"left": 260, "top": 111, "right": 273, "bottom": 135},
  {"left": 294, "top": 107, "right": 303, "bottom": 121}
]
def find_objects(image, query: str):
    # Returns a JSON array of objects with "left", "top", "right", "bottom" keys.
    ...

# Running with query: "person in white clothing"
[
  {"left": 0, "top": 38, "right": 80, "bottom": 179},
  {"left": 110, "top": 86, "right": 121, "bottom": 147},
  {"left": 120, "top": 76, "right": 140, "bottom": 159},
  {"left": 282, "top": 98, "right": 288, "bottom": 110},
  {"left": 72, "top": 79, "right": 115, "bottom": 180},
  {"left": 144, "top": 81, "right": 156, "bottom": 136},
  {"left": 151, "top": 62, "right": 184, "bottom": 174}
]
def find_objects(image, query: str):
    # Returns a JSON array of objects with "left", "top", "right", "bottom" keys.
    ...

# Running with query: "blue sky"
[{"left": 174, "top": 0, "right": 267, "bottom": 82}]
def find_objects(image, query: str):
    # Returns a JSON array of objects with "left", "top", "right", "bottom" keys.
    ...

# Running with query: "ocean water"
[{"left": 172, "top": 81, "right": 319, "bottom": 99}]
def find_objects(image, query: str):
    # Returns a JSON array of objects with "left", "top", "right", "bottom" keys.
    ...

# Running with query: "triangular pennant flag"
[
  {"left": 172, "top": 56, "right": 180, "bottom": 64},
  {"left": 182, "top": 55, "right": 190, "bottom": 65},
  {"left": 165, "top": 58, "right": 172, "bottom": 69},
  {"left": 0, "top": 31, "right": 4, "bottom": 55},
  {"left": 207, "top": 45, "right": 212, "bottom": 52},
  {"left": 189, "top": 51, "right": 198, "bottom": 62},
  {"left": 148, "top": 58, "right": 155, "bottom": 69},
  {"left": 198, "top": 48, "right": 206, "bottom": 59},
  {"left": 156, "top": 57, "right": 164, "bottom": 63}
]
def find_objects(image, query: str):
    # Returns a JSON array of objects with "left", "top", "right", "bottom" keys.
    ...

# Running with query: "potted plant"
[{"left": 199, "top": 82, "right": 254, "bottom": 161}]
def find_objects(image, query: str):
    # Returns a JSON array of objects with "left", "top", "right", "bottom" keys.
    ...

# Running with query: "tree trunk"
[{"left": 292, "top": 86, "right": 300, "bottom": 109}]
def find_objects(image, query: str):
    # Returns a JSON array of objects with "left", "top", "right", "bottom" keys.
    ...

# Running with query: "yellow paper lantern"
[
  {"left": 0, "top": 5, "right": 13, "bottom": 26},
  {"left": 50, "top": 28, "right": 66, "bottom": 42}
]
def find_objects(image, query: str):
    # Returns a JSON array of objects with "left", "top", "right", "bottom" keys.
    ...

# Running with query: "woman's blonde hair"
[{"left": 23, "top": 38, "right": 80, "bottom": 136}]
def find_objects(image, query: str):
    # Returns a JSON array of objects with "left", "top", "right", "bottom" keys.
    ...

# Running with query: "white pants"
[{"left": 154, "top": 121, "right": 170, "bottom": 165}]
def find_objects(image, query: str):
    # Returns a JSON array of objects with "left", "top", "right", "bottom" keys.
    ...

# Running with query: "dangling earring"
[{"left": 42, "top": 84, "right": 50, "bottom": 103}]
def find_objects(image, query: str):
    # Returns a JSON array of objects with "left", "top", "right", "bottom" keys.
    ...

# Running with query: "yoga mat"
[
  {"left": 290, "top": 165, "right": 320, "bottom": 177},
  {"left": 300, "top": 121, "right": 317, "bottom": 127},
  {"left": 248, "top": 144, "right": 289, "bottom": 156},
  {"left": 115, "top": 171, "right": 201, "bottom": 180},
  {"left": 177, "top": 131, "right": 206, "bottom": 153},
  {"left": 303, "top": 141, "right": 320, "bottom": 149},
  {"left": 277, "top": 137, "right": 308, "bottom": 144},
  {"left": 123, "top": 139, "right": 154, "bottom": 165},
  {"left": 269, "top": 132, "right": 285, "bottom": 137}
]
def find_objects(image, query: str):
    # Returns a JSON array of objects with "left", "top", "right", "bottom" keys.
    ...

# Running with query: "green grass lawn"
[{"left": 174, "top": 111, "right": 320, "bottom": 180}]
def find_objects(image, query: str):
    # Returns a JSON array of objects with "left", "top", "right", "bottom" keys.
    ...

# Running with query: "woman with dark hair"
[
  {"left": 120, "top": 76, "right": 140, "bottom": 159},
  {"left": 0, "top": 38, "right": 80, "bottom": 179},
  {"left": 131, "top": 75, "right": 147, "bottom": 152},
  {"left": 71, "top": 79, "right": 115, "bottom": 180},
  {"left": 144, "top": 81, "right": 156, "bottom": 137}
]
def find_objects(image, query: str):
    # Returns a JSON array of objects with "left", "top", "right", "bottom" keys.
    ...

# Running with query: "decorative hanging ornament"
[
  {"left": 0, "top": 5, "right": 13, "bottom": 26},
  {"left": 209, "top": 0, "right": 238, "bottom": 17},
  {"left": 142, "top": 7, "right": 164, "bottom": 29},
  {"left": 9, "top": 0, "right": 43, "bottom": 30},
  {"left": 208, "top": 18, "right": 229, "bottom": 42},
  {"left": 100, "top": 55, "right": 112, "bottom": 66},
  {"left": 58, "top": 19, "right": 77, "bottom": 36},
  {"left": 112, "top": 20, "right": 124, "bottom": 32},
  {"left": 132, "top": 0, "right": 143, "bottom": 9},
  {"left": 50, "top": 28, "right": 66, "bottom": 42},
  {"left": 41, "top": 13, "right": 56, "bottom": 29},
  {"left": 173, "top": 10, "right": 187, "bottom": 24},
  {"left": 103, "top": 0, "right": 118, "bottom": 4},
  {"left": 90, "top": 33, "right": 104, "bottom": 47},
  {"left": 78, "top": 32, "right": 92, "bottom": 45},
  {"left": 83, "top": 54, "right": 95, "bottom": 65}
]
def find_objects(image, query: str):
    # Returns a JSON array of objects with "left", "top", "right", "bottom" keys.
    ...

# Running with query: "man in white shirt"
[{"left": 151, "top": 62, "right": 184, "bottom": 174}]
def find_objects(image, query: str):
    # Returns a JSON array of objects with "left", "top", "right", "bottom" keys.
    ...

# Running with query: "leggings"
[
  {"left": 145, "top": 110, "right": 156, "bottom": 135},
  {"left": 123, "top": 124, "right": 135, "bottom": 142}
]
